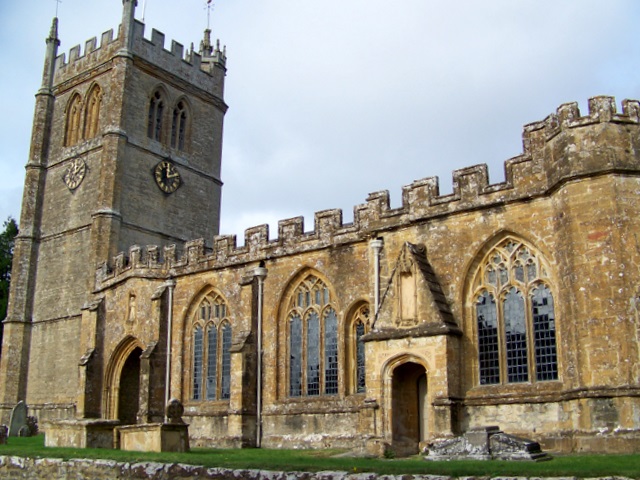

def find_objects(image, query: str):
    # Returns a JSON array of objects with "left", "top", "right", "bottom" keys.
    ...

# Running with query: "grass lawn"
[{"left": 1, "top": 436, "right": 639, "bottom": 477}]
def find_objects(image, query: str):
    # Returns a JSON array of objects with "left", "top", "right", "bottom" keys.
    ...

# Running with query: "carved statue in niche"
[{"left": 127, "top": 293, "right": 136, "bottom": 323}]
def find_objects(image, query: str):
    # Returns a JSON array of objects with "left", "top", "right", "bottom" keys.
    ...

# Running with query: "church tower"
[{"left": 0, "top": 1, "right": 227, "bottom": 422}]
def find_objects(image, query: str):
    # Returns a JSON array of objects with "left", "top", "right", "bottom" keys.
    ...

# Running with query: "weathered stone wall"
[
  {"left": 3, "top": 456, "right": 636, "bottom": 480},
  {"left": 88, "top": 96, "right": 640, "bottom": 453}
]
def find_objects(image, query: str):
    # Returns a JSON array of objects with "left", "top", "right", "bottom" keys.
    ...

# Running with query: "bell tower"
[{"left": 0, "top": 0, "right": 227, "bottom": 422}]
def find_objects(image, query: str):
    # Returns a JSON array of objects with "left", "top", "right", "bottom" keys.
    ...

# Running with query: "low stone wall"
[{"left": 0, "top": 456, "right": 637, "bottom": 480}]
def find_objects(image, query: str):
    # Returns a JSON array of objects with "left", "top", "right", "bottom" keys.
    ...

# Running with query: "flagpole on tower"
[
  {"left": 206, "top": 0, "right": 214, "bottom": 30},
  {"left": 142, "top": 0, "right": 147, "bottom": 22}
]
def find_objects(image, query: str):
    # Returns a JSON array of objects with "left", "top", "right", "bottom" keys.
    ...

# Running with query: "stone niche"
[{"left": 116, "top": 423, "right": 189, "bottom": 453}]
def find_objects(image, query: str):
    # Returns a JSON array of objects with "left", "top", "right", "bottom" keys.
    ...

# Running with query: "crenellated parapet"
[
  {"left": 52, "top": 18, "right": 225, "bottom": 94},
  {"left": 96, "top": 96, "right": 640, "bottom": 290}
]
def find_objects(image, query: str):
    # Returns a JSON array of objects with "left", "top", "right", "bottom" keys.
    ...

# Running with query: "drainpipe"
[
  {"left": 370, "top": 238, "right": 383, "bottom": 315},
  {"left": 164, "top": 278, "right": 176, "bottom": 423},
  {"left": 253, "top": 265, "right": 268, "bottom": 447}
]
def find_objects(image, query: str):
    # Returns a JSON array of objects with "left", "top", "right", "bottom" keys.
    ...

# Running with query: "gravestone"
[
  {"left": 0, "top": 425, "right": 8, "bottom": 444},
  {"left": 9, "top": 401, "right": 27, "bottom": 437}
]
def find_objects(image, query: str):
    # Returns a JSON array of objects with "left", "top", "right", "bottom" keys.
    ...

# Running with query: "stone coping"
[{"left": 0, "top": 456, "right": 637, "bottom": 480}]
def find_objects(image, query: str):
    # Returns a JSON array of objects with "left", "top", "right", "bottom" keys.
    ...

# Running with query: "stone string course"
[{"left": 0, "top": 456, "right": 636, "bottom": 480}]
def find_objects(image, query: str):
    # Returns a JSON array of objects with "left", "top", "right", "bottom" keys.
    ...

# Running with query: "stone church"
[{"left": 0, "top": 0, "right": 639, "bottom": 455}]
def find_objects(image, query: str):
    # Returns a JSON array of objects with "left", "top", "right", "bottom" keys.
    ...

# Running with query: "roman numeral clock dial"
[{"left": 154, "top": 160, "right": 181, "bottom": 194}]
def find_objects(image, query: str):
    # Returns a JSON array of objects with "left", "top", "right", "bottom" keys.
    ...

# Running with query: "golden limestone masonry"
[{"left": 0, "top": 0, "right": 639, "bottom": 456}]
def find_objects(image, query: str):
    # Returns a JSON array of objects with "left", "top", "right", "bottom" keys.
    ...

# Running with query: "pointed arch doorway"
[
  {"left": 391, "top": 361, "right": 428, "bottom": 456},
  {"left": 104, "top": 337, "right": 144, "bottom": 424},
  {"left": 117, "top": 347, "right": 142, "bottom": 424}
]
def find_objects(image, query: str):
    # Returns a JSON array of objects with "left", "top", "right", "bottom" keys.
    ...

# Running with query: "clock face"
[
  {"left": 63, "top": 157, "right": 86, "bottom": 190},
  {"left": 154, "top": 160, "right": 181, "bottom": 194}
]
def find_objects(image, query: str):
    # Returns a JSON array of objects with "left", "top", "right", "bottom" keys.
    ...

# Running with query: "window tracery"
[
  {"left": 472, "top": 238, "right": 558, "bottom": 385},
  {"left": 287, "top": 275, "right": 339, "bottom": 397},
  {"left": 64, "top": 93, "right": 83, "bottom": 146},
  {"left": 191, "top": 292, "right": 231, "bottom": 401}
]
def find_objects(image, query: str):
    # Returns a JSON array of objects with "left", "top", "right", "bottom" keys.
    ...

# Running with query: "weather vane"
[
  {"left": 205, "top": 0, "right": 214, "bottom": 30},
  {"left": 54, "top": 0, "right": 62, "bottom": 17}
]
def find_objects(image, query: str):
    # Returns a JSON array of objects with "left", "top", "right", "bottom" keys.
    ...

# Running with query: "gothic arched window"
[
  {"left": 472, "top": 238, "right": 558, "bottom": 386},
  {"left": 191, "top": 292, "right": 232, "bottom": 401},
  {"left": 287, "top": 275, "right": 339, "bottom": 397},
  {"left": 64, "top": 93, "right": 83, "bottom": 146},
  {"left": 84, "top": 85, "right": 102, "bottom": 139},
  {"left": 147, "top": 90, "right": 164, "bottom": 142},
  {"left": 171, "top": 100, "right": 188, "bottom": 151},
  {"left": 347, "top": 303, "right": 370, "bottom": 394}
]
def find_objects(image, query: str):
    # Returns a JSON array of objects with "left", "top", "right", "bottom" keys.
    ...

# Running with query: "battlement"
[
  {"left": 53, "top": 17, "right": 226, "bottom": 92},
  {"left": 96, "top": 96, "right": 640, "bottom": 289}
]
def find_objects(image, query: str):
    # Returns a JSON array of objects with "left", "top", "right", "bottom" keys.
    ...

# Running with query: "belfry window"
[
  {"left": 472, "top": 238, "right": 558, "bottom": 385},
  {"left": 191, "top": 293, "right": 232, "bottom": 401},
  {"left": 64, "top": 93, "right": 83, "bottom": 146},
  {"left": 84, "top": 85, "right": 102, "bottom": 139},
  {"left": 171, "top": 101, "right": 188, "bottom": 151},
  {"left": 147, "top": 91, "right": 164, "bottom": 141},
  {"left": 287, "top": 275, "right": 339, "bottom": 397}
]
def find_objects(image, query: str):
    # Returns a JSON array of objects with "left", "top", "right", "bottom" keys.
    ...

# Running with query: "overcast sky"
[{"left": 1, "top": 1, "right": 639, "bottom": 242}]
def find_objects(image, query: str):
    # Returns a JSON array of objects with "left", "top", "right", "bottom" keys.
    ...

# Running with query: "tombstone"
[
  {"left": 9, "top": 401, "right": 27, "bottom": 437},
  {"left": 0, "top": 425, "right": 8, "bottom": 444}
]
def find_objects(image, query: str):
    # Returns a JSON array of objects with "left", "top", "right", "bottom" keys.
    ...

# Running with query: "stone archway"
[
  {"left": 104, "top": 337, "right": 145, "bottom": 423},
  {"left": 117, "top": 347, "right": 142, "bottom": 425},
  {"left": 391, "top": 361, "right": 428, "bottom": 456}
]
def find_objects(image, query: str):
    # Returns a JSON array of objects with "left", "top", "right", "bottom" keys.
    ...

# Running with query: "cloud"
[{"left": 1, "top": 0, "right": 639, "bottom": 240}]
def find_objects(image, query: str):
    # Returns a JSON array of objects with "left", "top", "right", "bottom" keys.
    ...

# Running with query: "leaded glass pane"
[
  {"left": 193, "top": 326, "right": 203, "bottom": 400},
  {"left": 486, "top": 268, "right": 497, "bottom": 286},
  {"left": 221, "top": 323, "right": 232, "bottom": 400},
  {"left": 289, "top": 316, "right": 303, "bottom": 396},
  {"left": 307, "top": 312, "right": 320, "bottom": 396},
  {"left": 499, "top": 265, "right": 509, "bottom": 286},
  {"left": 324, "top": 309, "right": 338, "bottom": 395},
  {"left": 324, "top": 287, "right": 330, "bottom": 305},
  {"left": 206, "top": 325, "right": 218, "bottom": 400},
  {"left": 504, "top": 241, "right": 517, "bottom": 253},
  {"left": 532, "top": 285, "right": 558, "bottom": 381},
  {"left": 504, "top": 288, "right": 528, "bottom": 383},
  {"left": 476, "top": 291, "right": 499, "bottom": 385},
  {"left": 355, "top": 321, "right": 366, "bottom": 393},
  {"left": 526, "top": 262, "right": 537, "bottom": 282},
  {"left": 297, "top": 291, "right": 304, "bottom": 308},
  {"left": 514, "top": 263, "right": 524, "bottom": 282}
]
